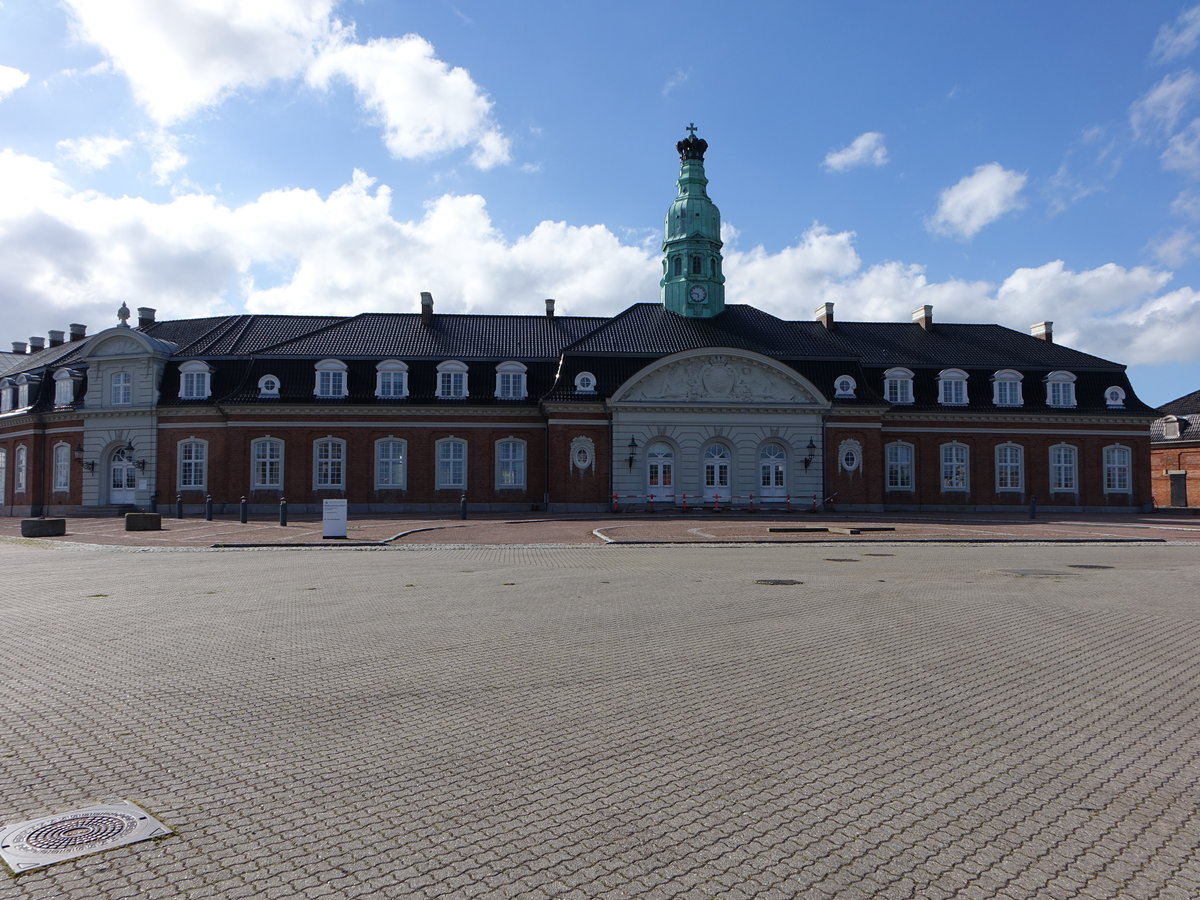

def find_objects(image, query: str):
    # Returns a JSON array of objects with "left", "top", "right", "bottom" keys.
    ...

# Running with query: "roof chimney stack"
[
  {"left": 28, "top": 336, "right": 45, "bottom": 352},
  {"left": 1031, "top": 321, "right": 1053, "bottom": 342},
  {"left": 815, "top": 302, "right": 835, "bottom": 329},
  {"left": 48, "top": 330, "right": 64, "bottom": 347},
  {"left": 420, "top": 291, "right": 434, "bottom": 324},
  {"left": 545, "top": 298, "right": 555, "bottom": 318},
  {"left": 12, "top": 341, "right": 27, "bottom": 354},
  {"left": 69, "top": 323, "right": 87, "bottom": 342},
  {"left": 912, "top": 305, "right": 933, "bottom": 330},
  {"left": 137, "top": 307, "right": 156, "bottom": 328}
]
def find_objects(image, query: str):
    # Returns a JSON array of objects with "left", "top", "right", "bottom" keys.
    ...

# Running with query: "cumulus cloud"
[
  {"left": 1162, "top": 118, "right": 1200, "bottom": 177},
  {"left": 56, "top": 135, "right": 133, "bottom": 170},
  {"left": 821, "top": 132, "right": 888, "bottom": 172},
  {"left": 1150, "top": 228, "right": 1200, "bottom": 266},
  {"left": 928, "top": 163, "right": 1026, "bottom": 240},
  {"left": 0, "top": 64, "right": 29, "bottom": 100},
  {"left": 1153, "top": 5, "right": 1200, "bottom": 64},
  {"left": 1130, "top": 70, "right": 1199, "bottom": 139}
]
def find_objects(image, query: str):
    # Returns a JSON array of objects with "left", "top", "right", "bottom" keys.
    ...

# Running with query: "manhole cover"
[
  {"left": 1068, "top": 564, "right": 1113, "bottom": 570},
  {"left": 0, "top": 801, "right": 171, "bottom": 872},
  {"left": 754, "top": 579, "right": 803, "bottom": 585}
]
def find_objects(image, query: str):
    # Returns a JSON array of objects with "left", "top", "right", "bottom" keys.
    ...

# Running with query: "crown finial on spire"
[{"left": 676, "top": 124, "right": 707, "bottom": 161}]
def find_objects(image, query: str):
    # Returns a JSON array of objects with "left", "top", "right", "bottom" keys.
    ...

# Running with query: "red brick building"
[{"left": 1151, "top": 390, "right": 1200, "bottom": 509}]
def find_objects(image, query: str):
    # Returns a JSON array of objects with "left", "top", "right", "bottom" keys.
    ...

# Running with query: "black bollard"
[
  {"left": 1029, "top": 496, "right": 1038, "bottom": 520},
  {"left": 176, "top": 494, "right": 183, "bottom": 519},
  {"left": 150, "top": 491, "right": 158, "bottom": 514},
  {"left": 460, "top": 492, "right": 468, "bottom": 520},
  {"left": 205, "top": 494, "right": 213, "bottom": 521},
  {"left": 240, "top": 495, "right": 248, "bottom": 524},
  {"left": 279, "top": 497, "right": 288, "bottom": 527}
]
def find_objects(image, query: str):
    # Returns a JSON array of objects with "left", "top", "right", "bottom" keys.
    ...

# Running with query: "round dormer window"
[{"left": 575, "top": 371, "right": 597, "bottom": 394}]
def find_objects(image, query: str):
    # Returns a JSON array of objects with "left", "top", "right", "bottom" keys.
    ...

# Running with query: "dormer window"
[
  {"left": 376, "top": 360, "right": 408, "bottom": 399},
  {"left": 574, "top": 371, "right": 597, "bottom": 394},
  {"left": 992, "top": 369, "right": 1023, "bottom": 407},
  {"left": 883, "top": 367, "right": 914, "bottom": 405},
  {"left": 53, "top": 368, "right": 80, "bottom": 406},
  {"left": 14, "top": 374, "right": 39, "bottom": 409},
  {"left": 258, "top": 374, "right": 280, "bottom": 398},
  {"left": 495, "top": 361, "right": 527, "bottom": 400},
  {"left": 436, "top": 360, "right": 469, "bottom": 399},
  {"left": 1104, "top": 386, "right": 1126, "bottom": 409},
  {"left": 111, "top": 371, "right": 132, "bottom": 406},
  {"left": 937, "top": 369, "right": 968, "bottom": 406},
  {"left": 833, "top": 375, "right": 857, "bottom": 399},
  {"left": 179, "top": 361, "right": 212, "bottom": 399},
  {"left": 314, "top": 359, "right": 348, "bottom": 399},
  {"left": 0, "top": 379, "right": 12, "bottom": 412},
  {"left": 1045, "top": 371, "right": 1077, "bottom": 408},
  {"left": 1163, "top": 416, "right": 1183, "bottom": 440}
]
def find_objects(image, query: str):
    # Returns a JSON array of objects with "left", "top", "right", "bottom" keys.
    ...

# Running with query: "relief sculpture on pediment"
[{"left": 623, "top": 355, "right": 816, "bottom": 404}]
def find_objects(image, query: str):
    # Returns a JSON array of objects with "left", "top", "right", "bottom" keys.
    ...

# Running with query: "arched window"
[
  {"left": 1049, "top": 444, "right": 1077, "bottom": 492},
  {"left": 992, "top": 369, "right": 1023, "bottom": 407},
  {"left": 15, "top": 374, "right": 39, "bottom": 408},
  {"left": 313, "top": 437, "right": 345, "bottom": 489},
  {"left": 885, "top": 442, "right": 913, "bottom": 490},
  {"left": 1104, "top": 386, "right": 1126, "bottom": 409},
  {"left": 940, "top": 442, "right": 969, "bottom": 491},
  {"left": 574, "top": 371, "right": 597, "bottom": 394},
  {"left": 436, "top": 361, "right": 469, "bottom": 399},
  {"left": 178, "top": 439, "right": 207, "bottom": 489},
  {"left": 691, "top": 255, "right": 702, "bottom": 274},
  {"left": 0, "top": 379, "right": 12, "bottom": 412},
  {"left": 375, "top": 360, "right": 408, "bottom": 399},
  {"left": 937, "top": 369, "right": 968, "bottom": 406},
  {"left": 1103, "top": 445, "right": 1131, "bottom": 493},
  {"left": 495, "top": 361, "right": 527, "bottom": 400},
  {"left": 703, "top": 444, "right": 731, "bottom": 493},
  {"left": 496, "top": 438, "right": 526, "bottom": 488},
  {"left": 179, "top": 360, "right": 212, "bottom": 399},
  {"left": 258, "top": 374, "right": 281, "bottom": 398},
  {"left": 995, "top": 443, "right": 1023, "bottom": 492},
  {"left": 53, "top": 368, "right": 80, "bottom": 406},
  {"left": 1045, "top": 371, "right": 1077, "bottom": 408},
  {"left": 111, "top": 371, "right": 132, "bottom": 406},
  {"left": 833, "top": 375, "right": 857, "bottom": 399},
  {"left": 437, "top": 438, "right": 467, "bottom": 488},
  {"left": 53, "top": 443, "right": 70, "bottom": 492},
  {"left": 314, "top": 360, "right": 348, "bottom": 399},
  {"left": 14, "top": 445, "right": 27, "bottom": 492},
  {"left": 251, "top": 438, "right": 284, "bottom": 489},
  {"left": 673, "top": 256, "right": 682, "bottom": 276},
  {"left": 646, "top": 442, "right": 674, "bottom": 500},
  {"left": 759, "top": 444, "right": 786, "bottom": 498},
  {"left": 375, "top": 438, "right": 406, "bottom": 489},
  {"left": 883, "top": 367, "right": 914, "bottom": 405}
]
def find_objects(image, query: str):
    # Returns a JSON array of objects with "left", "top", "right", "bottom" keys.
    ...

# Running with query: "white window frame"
[
  {"left": 995, "top": 442, "right": 1023, "bottom": 492},
  {"left": 258, "top": 374, "right": 281, "bottom": 398},
  {"left": 833, "top": 375, "right": 857, "bottom": 399},
  {"left": 940, "top": 442, "right": 969, "bottom": 492},
  {"left": 646, "top": 442, "right": 674, "bottom": 499},
  {"left": 313, "top": 359, "right": 348, "bottom": 399},
  {"left": 574, "top": 371, "right": 597, "bottom": 394},
  {"left": 1104, "top": 386, "right": 1126, "bottom": 409},
  {"left": 703, "top": 443, "right": 731, "bottom": 491},
  {"left": 436, "top": 438, "right": 467, "bottom": 489},
  {"left": 1049, "top": 444, "right": 1077, "bottom": 493},
  {"left": 375, "top": 437, "right": 407, "bottom": 490},
  {"left": 53, "top": 368, "right": 79, "bottom": 406},
  {"left": 992, "top": 370, "right": 1024, "bottom": 407},
  {"left": 937, "top": 369, "right": 968, "bottom": 406},
  {"left": 496, "top": 438, "right": 526, "bottom": 489},
  {"left": 1103, "top": 444, "right": 1131, "bottom": 494},
  {"left": 1162, "top": 417, "right": 1183, "bottom": 440},
  {"left": 0, "top": 379, "right": 12, "bottom": 412},
  {"left": 495, "top": 361, "right": 527, "bottom": 400},
  {"left": 313, "top": 437, "right": 346, "bottom": 490},
  {"left": 15, "top": 445, "right": 27, "bottom": 493},
  {"left": 1045, "top": 371, "right": 1077, "bottom": 408},
  {"left": 111, "top": 371, "right": 132, "bottom": 406},
  {"left": 436, "top": 360, "right": 469, "bottom": 399},
  {"left": 15, "top": 374, "right": 38, "bottom": 409},
  {"left": 178, "top": 361, "right": 212, "bottom": 400},
  {"left": 885, "top": 442, "right": 913, "bottom": 490},
  {"left": 758, "top": 443, "right": 787, "bottom": 490},
  {"left": 375, "top": 360, "right": 409, "bottom": 399},
  {"left": 178, "top": 438, "right": 208, "bottom": 489},
  {"left": 884, "top": 367, "right": 914, "bottom": 405},
  {"left": 251, "top": 437, "right": 284, "bottom": 489},
  {"left": 53, "top": 442, "right": 70, "bottom": 492}
]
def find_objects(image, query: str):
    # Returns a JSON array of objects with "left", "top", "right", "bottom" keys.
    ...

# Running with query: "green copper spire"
[{"left": 660, "top": 124, "right": 725, "bottom": 318}]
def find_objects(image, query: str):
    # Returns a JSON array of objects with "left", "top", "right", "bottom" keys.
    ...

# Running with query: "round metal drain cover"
[
  {"left": 13, "top": 812, "right": 138, "bottom": 853},
  {"left": 755, "top": 579, "right": 803, "bottom": 585}
]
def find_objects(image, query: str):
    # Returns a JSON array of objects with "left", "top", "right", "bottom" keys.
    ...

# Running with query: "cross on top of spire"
[{"left": 686, "top": 122, "right": 698, "bottom": 137}]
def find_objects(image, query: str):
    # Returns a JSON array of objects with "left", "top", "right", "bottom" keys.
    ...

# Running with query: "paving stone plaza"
[{"left": 1, "top": 537, "right": 1198, "bottom": 898}]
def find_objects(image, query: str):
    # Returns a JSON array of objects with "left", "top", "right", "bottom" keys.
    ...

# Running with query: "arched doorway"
[
  {"left": 646, "top": 443, "right": 674, "bottom": 503},
  {"left": 109, "top": 447, "right": 137, "bottom": 504},
  {"left": 759, "top": 443, "right": 787, "bottom": 501},
  {"left": 703, "top": 444, "right": 731, "bottom": 500}
]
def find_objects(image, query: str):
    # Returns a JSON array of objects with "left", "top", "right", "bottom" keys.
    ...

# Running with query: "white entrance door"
[
  {"left": 110, "top": 448, "right": 137, "bottom": 504},
  {"left": 646, "top": 443, "right": 674, "bottom": 503},
  {"left": 759, "top": 443, "right": 787, "bottom": 501},
  {"left": 703, "top": 444, "right": 731, "bottom": 501}
]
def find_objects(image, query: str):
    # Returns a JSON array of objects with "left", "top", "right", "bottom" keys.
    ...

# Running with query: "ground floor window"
[
  {"left": 1050, "top": 444, "right": 1077, "bottom": 492},
  {"left": 759, "top": 443, "right": 786, "bottom": 497},
  {"left": 496, "top": 439, "right": 525, "bottom": 488},
  {"left": 995, "top": 443, "right": 1023, "bottom": 491},
  {"left": 1103, "top": 445, "right": 1131, "bottom": 493},
  {"left": 437, "top": 439, "right": 466, "bottom": 489},
  {"left": 646, "top": 443, "right": 673, "bottom": 499},
  {"left": 885, "top": 442, "right": 913, "bottom": 490},
  {"left": 941, "top": 443, "right": 969, "bottom": 491},
  {"left": 252, "top": 438, "right": 283, "bottom": 489},
  {"left": 179, "top": 440, "right": 207, "bottom": 489},
  {"left": 53, "top": 443, "right": 70, "bottom": 491},
  {"left": 375, "top": 438, "right": 406, "bottom": 489},
  {"left": 703, "top": 444, "right": 730, "bottom": 491},
  {"left": 314, "top": 438, "right": 345, "bottom": 489}
]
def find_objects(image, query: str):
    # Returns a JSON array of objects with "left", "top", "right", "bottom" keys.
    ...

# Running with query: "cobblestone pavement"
[{"left": 1, "top": 542, "right": 1199, "bottom": 898}]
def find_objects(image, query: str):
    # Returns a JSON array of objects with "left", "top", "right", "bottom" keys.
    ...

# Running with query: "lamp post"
[
  {"left": 74, "top": 443, "right": 95, "bottom": 473},
  {"left": 626, "top": 436, "right": 639, "bottom": 471},
  {"left": 802, "top": 437, "right": 817, "bottom": 470}
]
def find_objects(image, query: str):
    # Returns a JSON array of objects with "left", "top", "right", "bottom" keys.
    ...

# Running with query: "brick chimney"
[
  {"left": 48, "top": 330, "right": 64, "bottom": 347},
  {"left": 137, "top": 307, "right": 156, "bottom": 328},
  {"left": 69, "top": 323, "right": 87, "bottom": 342},
  {"left": 815, "top": 302, "right": 834, "bottom": 329},
  {"left": 545, "top": 298, "right": 556, "bottom": 318},
  {"left": 912, "top": 305, "right": 933, "bottom": 330},
  {"left": 420, "top": 291, "right": 433, "bottom": 324},
  {"left": 28, "top": 336, "right": 45, "bottom": 352},
  {"left": 11, "top": 341, "right": 27, "bottom": 354},
  {"left": 1031, "top": 321, "right": 1053, "bottom": 342}
]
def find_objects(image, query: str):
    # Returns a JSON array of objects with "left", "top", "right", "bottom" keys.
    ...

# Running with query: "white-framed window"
[
  {"left": 703, "top": 443, "right": 731, "bottom": 490},
  {"left": 1162, "top": 416, "right": 1183, "bottom": 440},
  {"left": 313, "top": 437, "right": 346, "bottom": 489},
  {"left": 436, "top": 361, "right": 469, "bottom": 399},
  {"left": 1104, "top": 386, "right": 1126, "bottom": 409},
  {"left": 885, "top": 442, "right": 913, "bottom": 490},
  {"left": 0, "top": 379, "right": 12, "bottom": 412},
  {"left": 258, "top": 374, "right": 281, "bottom": 398},
  {"left": 15, "top": 445, "right": 27, "bottom": 492},
  {"left": 1050, "top": 444, "right": 1077, "bottom": 492},
  {"left": 574, "top": 371, "right": 597, "bottom": 394},
  {"left": 314, "top": 359, "right": 348, "bottom": 399},
  {"left": 437, "top": 438, "right": 467, "bottom": 488},
  {"left": 884, "top": 367, "right": 914, "bottom": 405},
  {"left": 251, "top": 438, "right": 284, "bottom": 489},
  {"left": 646, "top": 443, "right": 674, "bottom": 497},
  {"left": 375, "top": 438, "right": 407, "bottom": 489},
  {"left": 54, "top": 368, "right": 79, "bottom": 406},
  {"left": 15, "top": 375, "right": 39, "bottom": 408},
  {"left": 179, "top": 361, "right": 212, "bottom": 399},
  {"left": 833, "top": 375, "right": 857, "bottom": 399},
  {"left": 1045, "top": 371, "right": 1077, "bottom": 408},
  {"left": 53, "top": 443, "right": 70, "bottom": 491},
  {"left": 995, "top": 443, "right": 1023, "bottom": 492},
  {"left": 1103, "top": 444, "right": 1131, "bottom": 493},
  {"left": 375, "top": 360, "right": 408, "bottom": 399},
  {"left": 992, "top": 370, "right": 1024, "bottom": 407},
  {"left": 496, "top": 438, "right": 526, "bottom": 488},
  {"left": 940, "top": 442, "right": 969, "bottom": 491},
  {"left": 839, "top": 439, "right": 862, "bottom": 473},
  {"left": 937, "top": 369, "right": 968, "bottom": 406},
  {"left": 495, "top": 361, "right": 527, "bottom": 400},
  {"left": 111, "top": 371, "right": 132, "bottom": 406},
  {"left": 178, "top": 439, "right": 207, "bottom": 489},
  {"left": 759, "top": 443, "right": 787, "bottom": 490}
]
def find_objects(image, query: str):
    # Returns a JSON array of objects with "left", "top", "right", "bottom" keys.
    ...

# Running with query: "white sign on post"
[{"left": 322, "top": 499, "right": 348, "bottom": 539}]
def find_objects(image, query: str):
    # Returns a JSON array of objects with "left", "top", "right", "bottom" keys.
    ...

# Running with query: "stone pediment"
[
  {"left": 92, "top": 336, "right": 143, "bottom": 356},
  {"left": 616, "top": 352, "right": 821, "bottom": 405}
]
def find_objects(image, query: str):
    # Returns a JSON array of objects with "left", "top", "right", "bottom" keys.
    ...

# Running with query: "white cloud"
[
  {"left": 0, "top": 63, "right": 30, "bottom": 100},
  {"left": 928, "top": 163, "right": 1026, "bottom": 240},
  {"left": 1130, "top": 70, "right": 1199, "bottom": 139},
  {"left": 1150, "top": 228, "right": 1200, "bottom": 266},
  {"left": 143, "top": 130, "right": 188, "bottom": 185},
  {"left": 56, "top": 135, "right": 133, "bottom": 170},
  {"left": 1162, "top": 118, "right": 1200, "bottom": 177},
  {"left": 661, "top": 68, "right": 690, "bottom": 97},
  {"left": 1153, "top": 5, "right": 1200, "bottom": 63},
  {"left": 821, "top": 132, "right": 888, "bottom": 172}
]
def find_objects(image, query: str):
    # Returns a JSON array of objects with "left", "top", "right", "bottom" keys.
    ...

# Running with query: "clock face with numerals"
[{"left": 689, "top": 285, "right": 707, "bottom": 302}]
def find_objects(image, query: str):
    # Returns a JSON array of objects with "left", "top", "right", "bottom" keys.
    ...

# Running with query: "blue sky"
[{"left": 2, "top": 1, "right": 1199, "bottom": 406}]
